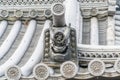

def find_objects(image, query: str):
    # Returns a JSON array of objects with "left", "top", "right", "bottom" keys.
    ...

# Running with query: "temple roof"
[{"left": 0, "top": 0, "right": 120, "bottom": 80}]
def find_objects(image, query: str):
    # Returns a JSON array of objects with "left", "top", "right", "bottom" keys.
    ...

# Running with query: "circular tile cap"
[
  {"left": 15, "top": 10, "right": 23, "bottom": 17},
  {"left": 1, "top": 10, "right": 8, "bottom": 17},
  {"left": 88, "top": 59, "right": 105, "bottom": 76},
  {"left": 114, "top": 59, "right": 120, "bottom": 73},
  {"left": 29, "top": 9, "right": 37, "bottom": 17},
  {"left": 5, "top": 65, "right": 21, "bottom": 80},
  {"left": 44, "top": 9, "right": 52, "bottom": 18},
  {"left": 51, "top": 3, "right": 65, "bottom": 16},
  {"left": 60, "top": 61, "right": 78, "bottom": 78},
  {"left": 33, "top": 63, "right": 50, "bottom": 80}
]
